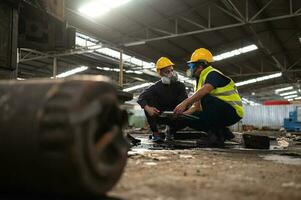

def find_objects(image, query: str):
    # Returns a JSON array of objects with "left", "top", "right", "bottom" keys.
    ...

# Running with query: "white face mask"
[
  {"left": 161, "top": 76, "right": 171, "bottom": 84},
  {"left": 161, "top": 72, "right": 178, "bottom": 84}
]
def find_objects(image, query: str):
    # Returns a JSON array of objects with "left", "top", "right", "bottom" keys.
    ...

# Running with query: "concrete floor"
[{"left": 109, "top": 133, "right": 301, "bottom": 200}]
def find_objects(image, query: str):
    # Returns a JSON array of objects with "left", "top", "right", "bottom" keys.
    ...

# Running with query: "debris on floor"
[{"left": 109, "top": 129, "right": 301, "bottom": 200}]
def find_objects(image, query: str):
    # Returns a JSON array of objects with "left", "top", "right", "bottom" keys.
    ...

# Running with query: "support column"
[
  {"left": 119, "top": 49, "right": 124, "bottom": 87},
  {"left": 53, "top": 57, "right": 57, "bottom": 79}
]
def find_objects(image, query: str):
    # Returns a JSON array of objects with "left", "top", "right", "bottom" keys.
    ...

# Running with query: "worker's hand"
[
  {"left": 174, "top": 101, "right": 188, "bottom": 115},
  {"left": 144, "top": 105, "right": 160, "bottom": 117}
]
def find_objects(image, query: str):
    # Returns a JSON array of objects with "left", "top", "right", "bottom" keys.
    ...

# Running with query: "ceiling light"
[
  {"left": 79, "top": 0, "right": 132, "bottom": 18},
  {"left": 288, "top": 99, "right": 294, "bottom": 101},
  {"left": 134, "top": 71, "right": 143, "bottom": 74},
  {"left": 279, "top": 91, "right": 297, "bottom": 96},
  {"left": 236, "top": 72, "right": 282, "bottom": 87},
  {"left": 213, "top": 44, "right": 258, "bottom": 61},
  {"left": 123, "top": 82, "right": 153, "bottom": 92},
  {"left": 57, "top": 66, "right": 88, "bottom": 78},
  {"left": 284, "top": 95, "right": 298, "bottom": 99},
  {"left": 79, "top": 2, "right": 110, "bottom": 18},
  {"left": 295, "top": 96, "right": 301, "bottom": 100},
  {"left": 275, "top": 86, "right": 293, "bottom": 94}
]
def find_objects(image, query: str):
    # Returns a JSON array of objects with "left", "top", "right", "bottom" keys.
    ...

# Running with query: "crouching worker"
[
  {"left": 174, "top": 48, "right": 243, "bottom": 147},
  {"left": 137, "top": 57, "right": 188, "bottom": 142}
]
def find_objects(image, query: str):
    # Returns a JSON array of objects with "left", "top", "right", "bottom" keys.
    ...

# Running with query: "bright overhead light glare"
[
  {"left": 236, "top": 72, "right": 282, "bottom": 87},
  {"left": 288, "top": 99, "right": 294, "bottom": 101},
  {"left": 79, "top": 2, "right": 110, "bottom": 18},
  {"left": 134, "top": 71, "right": 143, "bottom": 74},
  {"left": 57, "top": 66, "right": 88, "bottom": 78},
  {"left": 79, "top": 0, "right": 132, "bottom": 18},
  {"left": 101, "top": 0, "right": 132, "bottom": 8},
  {"left": 213, "top": 44, "right": 258, "bottom": 61},
  {"left": 284, "top": 95, "right": 298, "bottom": 99},
  {"left": 275, "top": 86, "right": 293, "bottom": 94},
  {"left": 279, "top": 91, "right": 297, "bottom": 96},
  {"left": 294, "top": 96, "right": 301, "bottom": 100},
  {"left": 123, "top": 82, "right": 153, "bottom": 92}
]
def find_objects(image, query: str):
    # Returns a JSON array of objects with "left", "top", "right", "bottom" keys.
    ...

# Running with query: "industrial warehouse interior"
[{"left": 0, "top": 0, "right": 301, "bottom": 199}]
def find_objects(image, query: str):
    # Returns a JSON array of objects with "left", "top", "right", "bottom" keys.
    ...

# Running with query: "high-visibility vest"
[{"left": 196, "top": 66, "right": 244, "bottom": 118}]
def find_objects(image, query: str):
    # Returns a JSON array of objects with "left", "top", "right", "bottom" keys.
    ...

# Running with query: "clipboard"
[{"left": 160, "top": 111, "right": 200, "bottom": 120}]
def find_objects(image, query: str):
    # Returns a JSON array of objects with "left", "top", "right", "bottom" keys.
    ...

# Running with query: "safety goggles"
[{"left": 187, "top": 62, "right": 198, "bottom": 69}]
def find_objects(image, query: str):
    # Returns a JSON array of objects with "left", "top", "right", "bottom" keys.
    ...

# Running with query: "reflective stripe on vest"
[{"left": 196, "top": 66, "right": 244, "bottom": 118}]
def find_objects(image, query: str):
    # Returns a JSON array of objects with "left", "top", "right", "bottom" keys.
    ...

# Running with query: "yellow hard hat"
[
  {"left": 156, "top": 57, "right": 174, "bottom": 73},
  {"left": 188, "top": 48, "right": 213, "bottom": 63}
]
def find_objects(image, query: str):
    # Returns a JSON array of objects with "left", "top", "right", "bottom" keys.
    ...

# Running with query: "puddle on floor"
[
  {"left": 260, "top": 154, "right": 301, "bottom": 165},
  {"left": 130, "top": 135, "right": 301, "bottom": 157}
]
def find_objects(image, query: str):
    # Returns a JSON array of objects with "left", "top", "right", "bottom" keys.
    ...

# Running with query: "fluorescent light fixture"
[
  {"left": 97, "top": 67, "right": 143, "bottom": 74},
  {"left": 142, "top": 62, "right": 155, "bottom": 69},
  {"left": 279, "top": 91, "right": 297, "bottom": 96},
  {"left": 275, "top": 86, "right": 293, "bottom": 94},
  {"left": 79, "top": 0, "right": 132, "bottom": 18},
  {"left": 288, "top": 99, "right": 293, "bottom": 101},
  {"left": 134, "top": 71, "right": 143, "bottom": 74},
  {"left": 76, "top": 32, "right": 154, "bottom": 72},
  {"left": 57, "top": 66, "right": 88, "bottom": 78},
  {"left": 213, "top": 44, "right": 258, "bottom": 61},
  {"left": 236, "top": 72, "right": 282, "bottom": 87},
  {"left": 284, "top": 95, "right": 298, "bottom": 99},
  {"left": 123, "top": 82, "right": 153, "bottom": 92},
  {"left": 294, "top": 96, "right": 301, "bottom": 100}
]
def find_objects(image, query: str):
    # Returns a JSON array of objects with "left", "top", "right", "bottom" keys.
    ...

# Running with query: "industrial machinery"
[
  {"left": 0, "top": 0, "right": 75, "bottom": 78},
  {"left": 283, "top": 107, "right": 301, "bottom": 132},
  {"left": 0, "top": 76, "right": 129, "bottom": 196},
  {"left": 0, "top": 1, "right": 134, "bottom": 196}
]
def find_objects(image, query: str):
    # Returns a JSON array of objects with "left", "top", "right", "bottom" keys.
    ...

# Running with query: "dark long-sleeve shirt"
[{"left": 137, "top": 80, "right": 188, "bottom": 112}]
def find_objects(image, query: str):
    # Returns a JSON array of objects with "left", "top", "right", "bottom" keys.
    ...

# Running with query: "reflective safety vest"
[{"left": 196, "top": 66, "right": 244, "bottom": 118}]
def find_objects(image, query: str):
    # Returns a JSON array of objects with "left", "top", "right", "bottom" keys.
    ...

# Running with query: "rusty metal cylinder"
[{"left": 0, "top": 75, "right": 128, "bottom": 197}]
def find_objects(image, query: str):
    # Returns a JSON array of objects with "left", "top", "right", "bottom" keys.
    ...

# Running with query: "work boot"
[
  {"left": 209, "top": 129, "right": 225, "bottom": 147},
  {"left": 197, "top": 129, "right": 225, "bottom": 148},
  {"left": 223, "top": 127, "right": 235, "bottom": 141},
  {"left": 151, "top": 132, "right": 164, "bottom": 143}
]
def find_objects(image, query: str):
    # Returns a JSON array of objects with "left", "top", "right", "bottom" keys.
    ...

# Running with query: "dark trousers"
[
  {"left": 182, "top": 94, "right": 241, "bottom": 132},
  {"left": 145, "top": 94, "right": 241, "bottom": 134},
  {"left": 145, "top": 110, "right": 186, "bottom": 134}
]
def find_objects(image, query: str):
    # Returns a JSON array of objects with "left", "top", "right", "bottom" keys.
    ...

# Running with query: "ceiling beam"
[{"left": 123, "top": 3, "right": 301, "bottom": 46}]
